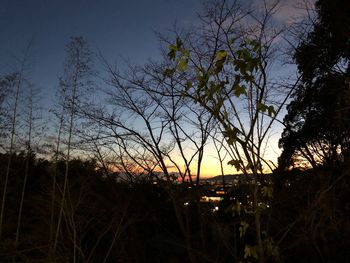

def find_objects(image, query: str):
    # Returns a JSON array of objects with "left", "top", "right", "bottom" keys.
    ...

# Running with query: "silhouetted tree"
[
  {"left": 0, "top": 73, "right": 19, "bottom": 240},
  {"left": 15, "top": 81, "right": 43, "bottom": 245},
  {"left": 0, "top": 74, "right": 15, "bottom": 152},
  {"left": 0, "top": 41, "right": 32, "bottom": 239},
  {"left": 279, "top": 0, "right": 350, "bottom": 169},
  {"left": 273, "top": 3, "right": 350, "bottom": 260},
  {"left": 166, "top": 0, "right": 296, "bottom": 261},
  {"left": 52, "top": 36, "right": 94, "bottom": 261}
]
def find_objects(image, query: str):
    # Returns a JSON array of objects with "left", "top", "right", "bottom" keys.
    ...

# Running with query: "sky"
[
  {"left": 0, "top": 0, "right": 313, "bottom": 78},
  {"left": 0, "top": 0, "right": 314, "bottom": 177},
  {"left": 0, "top": 0, "right": 201, "bottom": 102}
]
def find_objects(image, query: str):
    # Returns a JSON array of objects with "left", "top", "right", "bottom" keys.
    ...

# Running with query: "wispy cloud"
[
  {"left": 251, "top": 0, "right": 316, "bottom": 25},
  {"left": 273, "top": 0, "right": 316, "bottom": 25}
]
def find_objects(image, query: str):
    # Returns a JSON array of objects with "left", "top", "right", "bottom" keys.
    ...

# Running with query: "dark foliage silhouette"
[{"left": 279, "top": 0, "right": 350, "bottom": 169}]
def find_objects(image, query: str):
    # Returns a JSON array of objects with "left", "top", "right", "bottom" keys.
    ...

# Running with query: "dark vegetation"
[
  {"left": 0, "top": 0, "right": 349, "bottom": 262},
  {"left": 0, "top": 154, "right": 253, "bottom": 262},
  {"left": 0, "top": 156, "right": 349, "bottom": 262}
]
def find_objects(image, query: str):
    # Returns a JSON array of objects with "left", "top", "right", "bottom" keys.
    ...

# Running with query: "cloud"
[
  {"left": 251, "top": 0, "right": 316, "bottom": 25},
  {"left": 273, "top": 0, "right": 316, "bottom": 25}
]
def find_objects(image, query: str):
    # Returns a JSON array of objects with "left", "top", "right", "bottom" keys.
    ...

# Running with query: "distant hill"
[
  {"left": 201, "top": 174, "right": 241, "bottom": 182},
  {"left": 201, "top": 173, "right": 273, "bottom": 183}
]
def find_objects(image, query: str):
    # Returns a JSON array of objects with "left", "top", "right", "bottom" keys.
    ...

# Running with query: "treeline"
[
  {"left": 0, "top": 153, "right": 263, "bottom": 262},
  {"left": 0, "top": 153, "right": 203, "bottom": 262},
  {"left": 0, "top": 0, "right": 349, "bottom": 262},
  {"left": 0, "top": 153, "right": 349, "bottom": 262}
]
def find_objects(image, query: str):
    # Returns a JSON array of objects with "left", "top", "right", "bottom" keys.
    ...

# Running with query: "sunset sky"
[{"left": 0, "top": 0, "right": 315, "bottom": 177}]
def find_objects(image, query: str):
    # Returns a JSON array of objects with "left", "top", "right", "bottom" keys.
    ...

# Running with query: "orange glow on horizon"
[{"left": 101, "top": 139, "right": 280, "bottom": 179}]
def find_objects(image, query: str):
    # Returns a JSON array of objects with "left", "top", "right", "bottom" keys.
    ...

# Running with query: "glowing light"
[{"left": 200, "top": 196, "right": 223, "bottom": 203}]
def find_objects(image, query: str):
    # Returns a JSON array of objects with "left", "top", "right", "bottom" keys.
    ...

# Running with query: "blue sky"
[
  {"left": 0, "top": 0, "right": 312, "bottom": 104},
  {"left": 0, "top": 0, "right": 201, "bottom": 104}
]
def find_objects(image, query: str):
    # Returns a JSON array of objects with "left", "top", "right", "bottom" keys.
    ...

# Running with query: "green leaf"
[
  {"left": 267, "top": 105, "right": 276, "bottom": 117},
  {"left": 257, "top": 103, "right": 276, "bottom": 117},
  {"left": 163, "top": 68, "right": 175, "bottom": 77},
  {"left": 242, "top": 73, "right": 254, "bottom": 83},
  {"left": 227, "top": 159, "right": 242, "bottom": 171},
  {"left": 223, "top": 127, "right": 239, "bottom": 145},
  {"left": 177, "top": 58, "right": 188, "bottom": 71},
  {"left": 214, "top": 50, "right": 228, "bottom": 73},
  {"left": 233, "top": 59, "right": 244, "bottom": 72},
  {"left": 232, "top": 84, "right": 247, "bottom": 97},
  {"left": 257, "top": 102, "right": 268, "bottom": 113},
  {"left": 216, "top": 50, "right": 227, "bottom": 61},
  {"left": 168, "top": 44, "right": 177, "bottom": 60},
  {"left": 168, "top": 37, "right": 185, "bottom": 60}
]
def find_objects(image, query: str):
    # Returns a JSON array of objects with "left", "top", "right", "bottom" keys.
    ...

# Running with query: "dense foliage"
[
  {"left": 279, "top": 0, "right": 350, "bottom": 169},
  {"left": 0, "top": 153, "right": 255, "bottom": 262}
]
